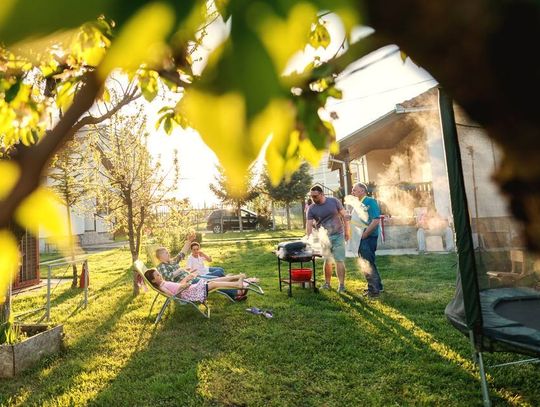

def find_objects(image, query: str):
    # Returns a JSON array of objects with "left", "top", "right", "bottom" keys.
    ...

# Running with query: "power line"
[{"left": 330, "top": 78, "right": 437, "bottom": 106}]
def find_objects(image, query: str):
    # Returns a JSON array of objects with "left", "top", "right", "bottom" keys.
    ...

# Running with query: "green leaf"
[
  {"left": 98, "top": 3, "right": 175, "bottom": 79},
  {"left": 327, "top": 86, "right": 343, "bottom": 99},
  {"left": 400, "top": 50, "right": 408, "bottom": 63},
  {"left": 39, "top": 60, "right": 60, "bottom": 78},
  {"left": 158, "top": 106, "right": 174, "bottom": 114},
  {"left": 138, "top": 70, "right": 159, "bottom": 102},
  {"left": 4, "top": 80, "right": 21, "bottom": 103},
  {"left": 214, "top": 0, "right": 230, "bottom": 20},
  {"left": 155, "top": 116, "right": 165, "bottom": 130},
  {"left": 0, "top": 0, "right": 198, "bottom": 46},
  {"left": 161, "top": 77, "right": 178, "bottom": 92},
  {"left": 309, "top": 22, "right": 331, "bottom": 49},
  {"left": 56, "top": 80, "right": 75, "bottom": 111},
  {"left": 101, "top": 87, "right": 111, "bottom": 103},
  {"left": 163, "top": 117, "right": 173, "bottom": 134},
  {"left": 0, "top": 229, "right": 20, "bottom": 308}
]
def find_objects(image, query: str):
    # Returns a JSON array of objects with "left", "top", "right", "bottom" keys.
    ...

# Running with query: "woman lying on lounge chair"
[{"left": 144, "top": 268, "right": 258, "bottom": 303}]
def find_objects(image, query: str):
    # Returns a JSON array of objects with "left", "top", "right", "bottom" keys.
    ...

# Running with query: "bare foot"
[{"left": 245, "top": 277, "right": 260, "bottom": 283}]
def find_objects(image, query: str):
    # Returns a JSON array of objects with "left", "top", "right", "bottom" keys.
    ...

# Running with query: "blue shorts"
[{"left": 326, "top": 234, "right": 346, "bottom": 262}]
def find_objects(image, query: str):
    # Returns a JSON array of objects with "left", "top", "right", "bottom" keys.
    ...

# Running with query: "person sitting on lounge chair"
[
  {"left": 186, "top": 241, "right": 225, "bottom": 276},
  {"left": 144, "top": 268, "right": 253, "bottom": 303},
  {"left": 156, "top": 246, "right": 226, "bottom": 282},
  {"left": 156, "top": 245, "right": 251, "bottom": 301}
]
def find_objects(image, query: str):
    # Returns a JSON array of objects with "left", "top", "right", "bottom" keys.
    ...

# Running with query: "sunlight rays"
[{"left": 336, "top": 295, "right": 528, "bottom": 406}]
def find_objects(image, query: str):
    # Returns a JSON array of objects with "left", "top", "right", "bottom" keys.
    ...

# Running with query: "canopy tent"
[{"left": 439, "top": 89, "right": 540, "bottom": 406}]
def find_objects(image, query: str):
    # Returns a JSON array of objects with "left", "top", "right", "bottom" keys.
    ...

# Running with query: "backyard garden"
[{"left": 2, "top": 234, "right": 539, "bottom": 406}]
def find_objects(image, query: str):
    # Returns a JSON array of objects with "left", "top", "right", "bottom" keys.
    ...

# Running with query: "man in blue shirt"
[
  {"left": 351, "top": 182, "right": 383, "bottom": 298},
  {"left": 306, "top": 186, "right": 350, "bottom": 292}
]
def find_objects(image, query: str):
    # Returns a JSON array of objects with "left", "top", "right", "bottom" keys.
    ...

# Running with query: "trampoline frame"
[
  {"left": 440, "top": 89, "right": 540, "bottom": 406},
  {"left": 469, "top": 330, "right": 540, "bottom": 407}
]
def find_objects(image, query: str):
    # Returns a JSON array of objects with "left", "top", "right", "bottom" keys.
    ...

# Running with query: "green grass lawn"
[
  {"left": 39, "top": 252, "right": 63, "bottom": 264},
  {"left": 3, "top": 242, "right": 540, "bottom": 406},
  {"left": 39, "top": 254, "right": 90, "bottom": 280}
]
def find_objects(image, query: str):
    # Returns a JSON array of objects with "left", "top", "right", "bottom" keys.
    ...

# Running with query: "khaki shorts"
[{"left": 324, "top": 234, "right": 346, "bottom": 263}]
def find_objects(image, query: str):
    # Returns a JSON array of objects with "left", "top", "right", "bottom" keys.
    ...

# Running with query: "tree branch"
[
  {"left": 72, "top": 86, "right": 141, "bottom": 135},
  {"left": 0, "top": 72, "right": 102, "bottom": 228}
]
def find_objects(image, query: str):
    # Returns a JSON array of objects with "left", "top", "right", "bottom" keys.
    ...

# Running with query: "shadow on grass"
[
  {"left": 1, "top": 288, "right": 137, "bottom": 405},
  {"left": 83, "top": 245, "right": 462, "bottom": 406},
  {"left": 5, "top": 244, "right": 538, "bottom": 406},
  {"left": 88, "top": 297, "right": 240, "bottom": 406},
  {"left": 334, "top": 288, "right": 540, "bottom": 406}
]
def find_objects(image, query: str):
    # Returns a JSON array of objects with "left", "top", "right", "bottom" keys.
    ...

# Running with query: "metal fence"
[{"left": 14, "top": 258, "right": 90, "bottom": 323}]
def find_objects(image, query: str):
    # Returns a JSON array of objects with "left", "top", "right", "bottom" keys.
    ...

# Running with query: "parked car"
[{"left": 206, "top": 209, "right": 273, "bottom": 233}]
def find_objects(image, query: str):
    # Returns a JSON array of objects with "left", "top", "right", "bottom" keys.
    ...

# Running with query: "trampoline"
[
  {"left": 447, "top": 287, "right": 540, "bottom": 355},
  {"left": 439, "top": 89, "right": 540, "bottom": 406}
]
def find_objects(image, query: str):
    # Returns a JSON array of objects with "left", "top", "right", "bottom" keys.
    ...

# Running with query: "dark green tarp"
[{"left": 439, "top": 88, "right": 483, "bottom": 335}]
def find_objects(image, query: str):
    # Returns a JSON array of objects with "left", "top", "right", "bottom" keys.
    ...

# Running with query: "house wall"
[
  {"left": 349, "top": 105, "right": 455, "bottom": 250},
  {"left": 457, "top": 127, "right": 507, "bottom": 218},
  {"left": 422, "top": 109, "right": 452, "bottom": 220},
  {"left": 365, "top": 130, "right": 431, "bottom": 186},
  {"left": 39, "top": 199, "right": 112, "bottom": 252},
  {"left": 310, "top": 152, "right": 341, "bottom": 192},
  {"left": 365, "top": 149, "right": 392, "bottom": 185},
  {"left": 453, "top": 104, "right": 508, "bottom": 219}
]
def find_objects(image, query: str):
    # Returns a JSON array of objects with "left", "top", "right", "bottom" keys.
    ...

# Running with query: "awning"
[{"left": 330, "top": 110, "right": 417, "bottom": 170}]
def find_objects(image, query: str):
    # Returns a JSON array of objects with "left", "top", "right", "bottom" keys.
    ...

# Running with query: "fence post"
[{"left": 46, "top": 265, "right": 51, "bottom": 321}]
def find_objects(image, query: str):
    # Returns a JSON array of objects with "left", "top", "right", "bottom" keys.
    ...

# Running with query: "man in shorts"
[{"left": 306, "top": 185, "right": 350, "bottom": 292}]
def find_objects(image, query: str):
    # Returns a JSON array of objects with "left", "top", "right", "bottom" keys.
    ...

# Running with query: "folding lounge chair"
[
  {"left": 133, "top": 260, "right": 264, "bottom": 323},
  {"left": 144, "top": 243, "right": 264, "bottom": 302},
  {"left": 144, "top": 243, "right": 238, "bottom": 302}
]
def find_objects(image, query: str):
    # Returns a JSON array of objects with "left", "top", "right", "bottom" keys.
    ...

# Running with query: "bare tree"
[{"left": 90, "top": 101, "right": 179, "bottom": 295}]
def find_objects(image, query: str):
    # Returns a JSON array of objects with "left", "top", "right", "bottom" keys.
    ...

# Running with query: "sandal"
[
  {"left": 245, "top": 306, "right": 263, "bottom": 315},
  {"left": 262, "top": 309, "right": 273, "bottom": 319},
  {"left": 243, "top": 280, "right": 264, "bottom": 295}
]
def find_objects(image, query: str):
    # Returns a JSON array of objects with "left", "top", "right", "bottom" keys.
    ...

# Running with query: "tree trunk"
[
  {"left": 65, "top": 203, "right": 78, "bottom": 288},
  {"left": 126, "top": 194, "right": 139, "bottom": 295},
  {"left": 2, "top": 227, "right": 24, "bottom": 328},
  {"left": 0, "top": 287, "right": 10, "bottom": 325},
  {"left": 134, "top": 207, "right": 145, "bottom": 262},
  {"left": 302, "top": 199, "right": 307, "bottom": 229},
  {"left": 286, "top": 202, "right": 291, "bottom": 230},
  {"left": 237, "top": 203, "right": 243, "bottom": 232},
  {"left": 271, "top": 201, "right": 276, "bottom": 231}
]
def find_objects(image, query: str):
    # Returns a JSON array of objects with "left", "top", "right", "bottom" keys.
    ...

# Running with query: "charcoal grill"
[{"left": 275, "top": 241, "right": 320, "bottom": 297}]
